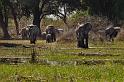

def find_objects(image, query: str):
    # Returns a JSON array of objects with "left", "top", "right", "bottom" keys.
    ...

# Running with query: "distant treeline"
[{"left": 0, "top": 0, "right": 124, "bottom": 39}]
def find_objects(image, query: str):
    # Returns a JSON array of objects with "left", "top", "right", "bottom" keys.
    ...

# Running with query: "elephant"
[
  {"left": 105, "top": 26, "right": 120, "bottom": 41},
  {"left": 57, "top": 29, "right": 64, "bottom": 33},
  {"left": 41, "top": 32, "right": 46, "bottom": 40},
  {"left": 21, "top": 27, "right": 29, "bottom": 40},
  {"left": 46, "top": 34, "right": 52, "bottom": 43},
  {"left": 46, "top": 25, "right": 57, "bottom": 42},
  {"left": 28, "top": 24, "right": 39, "bottom": 44},
  {"left": 56, "top": 28, "right": 64, "bottom": 37},
  {"left": 76, "top": 22, "right": 92, "bottom": 48}
]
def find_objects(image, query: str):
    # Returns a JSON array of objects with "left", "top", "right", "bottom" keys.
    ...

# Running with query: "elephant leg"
[
  {"left": 51, "top": 34, "right": 55, "bottom": 42},
  {"left": 30, "top": 34, "right": 36, "bottom": 44},
  {"left": 111, "top": 36, "right": 114, "bottom": 42},
  {"left": 50, "top": 35, "right": 53, "bottom": 42},
  {"left": 46, "top": 38, "right": 49, "bottom": 43},
  {"left": 109, "top": 35, "right": 113, "bottom": 42},
  {"left": 47, "top": 38, "right": 51, "bottom": 43},
  {"left": 53, "top": 37, "right": 56, "bottom": 42},
  {"left": 46, "top": 38, "right": 48, "bottom": 43},
  {"left": 52, "top": 36, "right": 54, "bottom": 42},
  {"left": 33, "top": 35, "right": 37, "bottom": 44},
  {"left": 48, "top": 39, "right": 50, "bottom": 43},
  {"left": 84, "top": 37, "right": 88, "bottom": 48},
  {"left": 77, "top": 36, "right": 82, "bottom": 48},
  {"left": 49, "top": 38, "right": 52, "bottom": 43},
  {"left": 78, "top": 38, "right": 85, "bottom": 48},
  {"left": 77, "top": 36, "right": 85, "bottom": 48},
  {"left": 25, "top": 35, "right": 28, "bottom": 40},
  {"left": 53, "top": 35, "right": 56, "bottom": 42},
  {"left": 77, "top": 40, "right": 81, "bottom": 48},
  {"left": 22, "top": 35, "right": 24, "bottom": 39},
  {"left": 81, "top": 38, "right": 85, "bottom": 48},
  {"left": 22, "top": 34, "right": 26, "bottom": 40},
  {"left": 106, "top": 34, "right": 111, "bottom": 41}
]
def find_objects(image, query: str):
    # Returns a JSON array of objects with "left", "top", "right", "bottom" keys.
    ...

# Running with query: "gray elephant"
[
  {"left": 46, "top": 25, "right": 57, "bottom": 42},
  {"left": 46, "top": 34, "right": 52, "bottom": 43},
  {"left": 105, "top": 26, "right": 120, "bottom": 41},
  {"left": 41, "top": 32, "right": 46, "bottom": 40},
  {"left": 21, "top": 27, "right": 29, "bottom": 40},
  {"left": 56, "top": 28, "right": 64, "bottom": 37},
  {"left": 76, "top": 22, "right": 92, "bottom": 48},
  {"left": 28, "top": 24, "right": 39, "bottom": 44}
]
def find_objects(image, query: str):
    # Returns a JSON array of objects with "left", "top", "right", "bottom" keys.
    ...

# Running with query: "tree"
[
  {"left": 21, "top": 0, "right": 60, "bottom": 35},
  {"left": 85, "top": 0, "right": 124, "bottom": 25},
  {"left": 0, "top": 0, "right": 11, "bottom": 39},
  {"left": 53, "top": 0, "right": 82, "bottom": 28},
  {"left": 8, "top": 0, "right": 20, "bottom": 36},
  {"left": 0, "top": 0, "right": 22, "bottom": 39}
]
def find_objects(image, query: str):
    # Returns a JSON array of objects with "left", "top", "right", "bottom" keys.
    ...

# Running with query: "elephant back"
[
  {"left": 105, "top": 27, "right": 115, "bottom": 36},
  {"left": 46, "top": 25, "right": 56, "bottom": 34},
  {"left": 28, "top": 25, "right": 39, "bottom": 41},
  {"left": 29, "top": 25, "right": 39, "bottom": 35},
  {"left": 77, "top": 22, "right": 92, "bottom": 35}
]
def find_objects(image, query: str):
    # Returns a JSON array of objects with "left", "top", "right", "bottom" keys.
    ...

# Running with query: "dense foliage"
[
  {"left": 0, "top": 0, "right": 124, "bottom": 39},
  {"left": 86, "top": 0, "right": 124, "bottom": 24}
]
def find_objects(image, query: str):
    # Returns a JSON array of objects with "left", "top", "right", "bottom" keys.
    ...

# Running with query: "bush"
[{"left": 116, "top": 28, "right": 124, "bottom": 41}]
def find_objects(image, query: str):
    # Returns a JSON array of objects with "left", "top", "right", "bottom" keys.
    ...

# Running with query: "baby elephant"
[{"left": 46, "top": 34, "right": 52, "bottom": 43}]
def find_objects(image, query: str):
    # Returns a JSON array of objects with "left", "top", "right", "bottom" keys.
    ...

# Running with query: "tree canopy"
[
  {"left": 0, "top": 0, "right": 124, "bottom": 39},
  {"left": 86, "top": 0, "right": 124, "bottom": 24}
]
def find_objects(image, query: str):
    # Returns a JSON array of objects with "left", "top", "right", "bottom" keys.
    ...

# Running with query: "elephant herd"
[
  {"left": 75, "top": 23, "right": 121, "bottom": 48},
  {"left": 20, "top": 24, "right": 39, "bottom": 44},
  {"left": 20, "top": 24, "right": 63, "bottom": 44},
  {"left": 45, "top": 25, "right": 58, "bottom": 43},
  {"left": 20, "top": 23, "right": 121, "bottom": 48}
]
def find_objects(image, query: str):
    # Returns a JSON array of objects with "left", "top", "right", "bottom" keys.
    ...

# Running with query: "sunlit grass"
[
  {"left": 0, "top": 64, "right": 124, "bottom": 82},
  {"left": 0, "top": 40, "right": 124, "bottom": 81}
]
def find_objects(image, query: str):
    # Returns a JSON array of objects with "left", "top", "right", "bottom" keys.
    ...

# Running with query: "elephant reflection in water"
[{"left": 76, "top": 22, "right": 92, "bottom": 48}]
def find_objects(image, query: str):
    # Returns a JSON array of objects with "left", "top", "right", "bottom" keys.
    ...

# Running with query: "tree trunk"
[
  {"left": 0, "top": 16, "right": 11, "bottom": 39},
  {"left": 33, "top": 13, "right": 42, "bottom": 36},
  {"left": 32, "top": 0, "right": 42, "bottom": 37},
  {"left": 11, "top": 7, "right": 19, "bottom": 36},
  {"left": 63, "top": 19, "right": 69, "bottom": 27},
  {"left": 63, "top": 18, "right": 70, "bottom": 31},
  {"left": 8, "top": 2, "right": 19, "bottom": 36}
]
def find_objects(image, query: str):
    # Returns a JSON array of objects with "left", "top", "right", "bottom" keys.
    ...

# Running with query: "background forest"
[{"left": 0, "top": 0, "right": 124, "bottom": 40}]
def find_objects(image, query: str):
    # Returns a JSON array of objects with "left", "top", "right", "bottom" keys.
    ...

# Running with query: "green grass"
[
  {"left": 0, "top": 64, "right": 124, "bottom": 82},
  {"left": 0, "top": 40, "right": 124, "bottom": 81}
]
